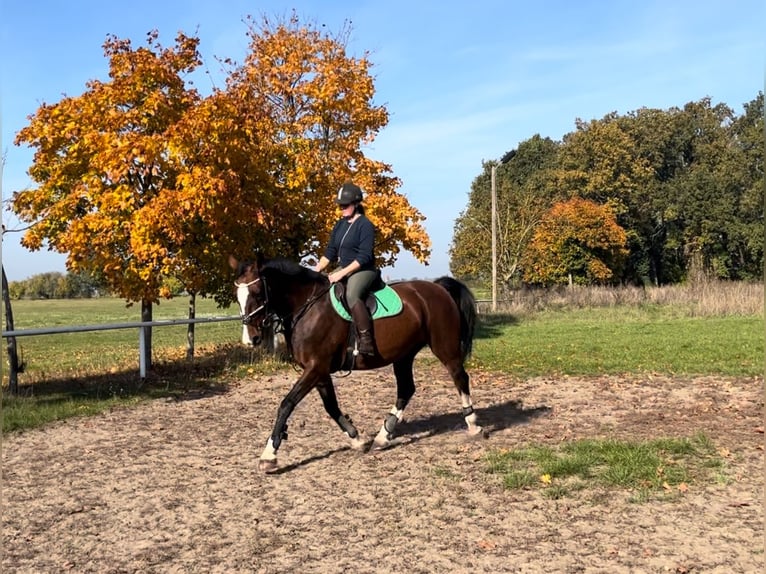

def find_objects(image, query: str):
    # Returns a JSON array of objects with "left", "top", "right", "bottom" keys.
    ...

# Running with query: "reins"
[
  {"left": 238, "top": 273, "right": 332, "bottom": 333},
  {"left": 289, "top": 281, "right": 333, "bottom": 329},
  {"left": 237, "top": 268, "right": 351, "bottom": 375}
]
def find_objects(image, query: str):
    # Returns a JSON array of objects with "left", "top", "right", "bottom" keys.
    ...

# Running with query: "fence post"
[{"left": 138, "top": 327, "right": 147, "bottom": 379}]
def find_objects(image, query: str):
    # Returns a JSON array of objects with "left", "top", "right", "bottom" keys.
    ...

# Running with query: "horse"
[{"left": 230, "top": 255, "right": 485, "bottom": 473}]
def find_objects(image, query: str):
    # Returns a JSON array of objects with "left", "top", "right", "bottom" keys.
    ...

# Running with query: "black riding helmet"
[{"left": 335, "top": 182, "right": 363, "bottom": 205}]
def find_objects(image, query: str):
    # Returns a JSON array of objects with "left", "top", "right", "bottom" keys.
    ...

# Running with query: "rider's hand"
[{"left": 328, "top": 270, "right": 344, "bottom": 284}]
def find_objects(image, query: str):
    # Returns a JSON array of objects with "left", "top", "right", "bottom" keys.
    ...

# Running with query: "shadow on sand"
[{"left": 276, "top": 399, "right": 551, "bottom": 472}]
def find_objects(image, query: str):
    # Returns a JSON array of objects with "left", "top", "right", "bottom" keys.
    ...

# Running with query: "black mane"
[{"left": 262, "top": 258, "right": 326, "bottom": 285}]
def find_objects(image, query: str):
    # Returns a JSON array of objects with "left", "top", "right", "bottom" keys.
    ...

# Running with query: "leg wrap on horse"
[
  {"left": 462, "top": 405, "right": 475, "bottom": 418},
  {"left": 271, "top": 424, "right": 289, "bottom": 451},
  {"left": 271, "top": 396, "right": 296, "bottom": 451},
  {"left": 384, "top": 413, "right": 398, "bottom": 436},
  {"left": 337, "top": 413, "right": 359, "bottom": 439}
]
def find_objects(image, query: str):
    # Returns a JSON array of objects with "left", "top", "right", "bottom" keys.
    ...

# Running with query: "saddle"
[{"left": 330, "top": 272, "right": 403, "bottom": 321}]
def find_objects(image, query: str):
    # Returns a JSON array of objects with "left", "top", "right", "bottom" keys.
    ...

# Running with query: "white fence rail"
[{"left": 2, "top": 315, "right": 242, "bottom": 379}]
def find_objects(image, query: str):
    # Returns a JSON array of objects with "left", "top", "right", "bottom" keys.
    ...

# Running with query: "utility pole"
[{"left": 490, "top": 165, "right": 498, "bottom": 312}]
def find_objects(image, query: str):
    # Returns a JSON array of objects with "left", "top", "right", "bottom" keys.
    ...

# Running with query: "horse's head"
[{"left": 229, "top": 255, "right": 268, "bottom": 346}]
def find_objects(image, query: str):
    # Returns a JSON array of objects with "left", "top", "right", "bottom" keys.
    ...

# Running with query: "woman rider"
[{"left": 315, "top": 182, "right": 377, "bottom": 356}]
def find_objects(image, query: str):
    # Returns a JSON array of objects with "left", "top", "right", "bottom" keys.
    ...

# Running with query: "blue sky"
[{"left": 1, "top": 0, "right": 763, "bottom": 281}]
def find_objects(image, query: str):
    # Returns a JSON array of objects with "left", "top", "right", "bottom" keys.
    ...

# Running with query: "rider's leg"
[{"left": 346, "top": 270, "right": 377, "bottom": 356}]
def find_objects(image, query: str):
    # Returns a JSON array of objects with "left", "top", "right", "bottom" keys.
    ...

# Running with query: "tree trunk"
[
  {"left": 2, "top": 265, "right": 20, "bottom": 394},
  {"left": 141, "top": 299, "right": 153, "bottom": 372},
  {"left": 186, "top": 292, "right": 196, "bottom": 360}
]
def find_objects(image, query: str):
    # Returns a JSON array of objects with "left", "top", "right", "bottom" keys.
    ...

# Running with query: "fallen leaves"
[{"left": 476, "top": 539, "right": 497, "bottom": 551}]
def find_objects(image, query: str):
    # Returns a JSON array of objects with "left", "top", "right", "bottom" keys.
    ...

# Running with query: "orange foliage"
[
  {"left": 522, "top": 197, "right": 628, "bottom": 285},
  {"left": 11, "top": 17, "right": 431, "bottom": 303}
]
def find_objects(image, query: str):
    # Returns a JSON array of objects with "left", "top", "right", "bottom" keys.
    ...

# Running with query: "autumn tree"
[
  {"left": 12, "top": 17, "right": 434, "bottom": 366},
  {"left": 450, "top": 135, "right": 560, "bottom": 285},
  {"left": 13, "top": 31, "right": 202, "bottom": 301},
  {"left": 522, "top": 198, "right": 628, "bottom": 286},
  {"left": 11, "top": 31, "right": 202, "bottom": 369},
  {"left": 170, "top": 14, "right": 430, "bottom": 298}
]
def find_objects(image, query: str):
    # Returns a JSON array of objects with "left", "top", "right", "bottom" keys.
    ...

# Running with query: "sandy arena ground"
[{"left": 3, "top": 364, "right": 763, "bottom": 573}]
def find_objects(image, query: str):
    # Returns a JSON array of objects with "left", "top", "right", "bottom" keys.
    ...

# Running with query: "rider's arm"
[
  {"left": 315, "top": 256, "right": 332, "bottom": 273},
  {"left": 330, "top": 259, "right": 360, "bottom": 282}
]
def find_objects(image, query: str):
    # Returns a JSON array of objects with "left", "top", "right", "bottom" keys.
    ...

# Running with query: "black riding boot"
[{"left": 350, "top": 301, "right": 375, "bottom": 356}]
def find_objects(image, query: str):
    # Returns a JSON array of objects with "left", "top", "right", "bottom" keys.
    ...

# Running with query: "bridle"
[
  {"left": 235, "top": 268, "right": 334, "bottom": 341},
  {"left": 234, "top": 276, "right": 268, "bottom": 327}
]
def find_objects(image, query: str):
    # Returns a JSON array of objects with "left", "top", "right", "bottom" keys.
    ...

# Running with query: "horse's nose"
[{"left": 252, "top": 335, "right": 262, "bottom": 346}]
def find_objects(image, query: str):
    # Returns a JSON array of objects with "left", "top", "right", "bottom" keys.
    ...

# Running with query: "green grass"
[
  {"left": 2, "top": 297, "right": 287, "bottom": 432},
  {"left": 472, "top": 307, "right": 763, "bottom": 377},
  {"left": 484, "top": 433, "right": 723, "bottom": 501},
  {"left": 4, "top": 297, "right": 241, "bottom": 376}
]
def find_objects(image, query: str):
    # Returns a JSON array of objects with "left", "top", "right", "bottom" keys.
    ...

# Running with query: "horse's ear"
[
  {"left": 228, "top": 255, "right": 239, "bottom": 271},
  {"left": 255, "top": 252, "right": 265, "bottom": 268}
]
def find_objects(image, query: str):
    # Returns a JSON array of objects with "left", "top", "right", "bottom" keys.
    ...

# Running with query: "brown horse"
[{"left": 230, "top": 255, "right": 484, "bottom": 473}]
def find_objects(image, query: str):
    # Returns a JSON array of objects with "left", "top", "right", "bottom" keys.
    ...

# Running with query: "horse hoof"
[
  {"left": 349, "top": 435, "right": 368, "bottom": 451},
  {"left": 371, "top": 435, "right": 391, "bottom": 451},
  {"left": 259, "top": 459, "right": 279, "bottom": 473},
  {"left": 467, "top": 427, "right": 489, "bottom": 440}
]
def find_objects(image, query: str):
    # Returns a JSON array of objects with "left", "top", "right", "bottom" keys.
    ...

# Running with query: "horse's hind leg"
[
  {"left": 434, "top": 347, "right": 484, "bottom": 438},
  {"left": 316, "top": 376, "right": 367, "bottom": 450},
  {"left": 372, "top": 352, "right": 417, "bottom": 449},
  {"left": 448, "top": 361, "right": 484, "bottom": 437}
]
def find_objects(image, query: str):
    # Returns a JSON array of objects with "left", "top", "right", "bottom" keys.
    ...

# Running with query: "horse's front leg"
[
  {"left": 316, "top": 376, "right": 367, "bottom": 451},
  {"left": 372, "top": 354, "right": 417, "bottom": 449},
  {"left": 259, "top": 369, "right": 319, "bottom": 473}
]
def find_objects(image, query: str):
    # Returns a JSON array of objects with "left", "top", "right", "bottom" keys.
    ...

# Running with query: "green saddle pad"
[{"left": 330, "top": 283, "right": 403, "bottom": 321}]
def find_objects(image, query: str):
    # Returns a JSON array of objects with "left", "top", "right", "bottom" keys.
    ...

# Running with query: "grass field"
[
  {"left": 4, "top": 296, "right": 241, "bottom": 376},
  {"left": 473, "top": 309, "right": 763, "bottom": 378}
]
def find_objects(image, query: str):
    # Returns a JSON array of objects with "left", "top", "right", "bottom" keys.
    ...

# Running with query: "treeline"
[
  {"left": 7, "top": 271, "right": 110, "bottom": 299},
  {"left": 450, "top": 94, "right": 763, "bottom": 287},
  {"left": 6, "top": 271, "right": 190, "bottom": 300}
]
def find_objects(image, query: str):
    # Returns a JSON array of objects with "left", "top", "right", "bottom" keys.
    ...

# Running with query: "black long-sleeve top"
[{"left": 324, "top": 215, "right": 376, "bottom": 270}]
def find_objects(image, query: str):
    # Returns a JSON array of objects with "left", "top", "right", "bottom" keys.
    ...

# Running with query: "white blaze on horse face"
[
  {"left": 236, "top": 283, "right": 250, "bottom": 317},
  {"left": 237, "top": 283, "right": 254, "bottom": 345}
]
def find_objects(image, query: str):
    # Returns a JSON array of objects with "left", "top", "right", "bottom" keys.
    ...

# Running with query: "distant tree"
[
  {"left": 658, "top": 98, "right": 748, "bottom": 280},
  {"left": 450, "top": 135, "right": 560, "bottom": 286},
  {"left": 522, "top": 198, "right": 628, "bottom": 286},
  {"left": 724, "top": 92, "right": 763, "bottom": 279}
]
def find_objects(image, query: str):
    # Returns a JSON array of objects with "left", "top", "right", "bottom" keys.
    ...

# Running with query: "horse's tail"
[{"left": 434, "top": 276, "right": 477, "bottom": 360}]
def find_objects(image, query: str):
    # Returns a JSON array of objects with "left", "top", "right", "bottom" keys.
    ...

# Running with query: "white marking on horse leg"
[
  {"left": 460, "top": 392, "right": 483, "bottom": 436},
  {"left": 372, "top": 406, "right": 403, "bottom": 449},
  {"left": 260, "top": 438, "right": 277, "bottom": 462}
]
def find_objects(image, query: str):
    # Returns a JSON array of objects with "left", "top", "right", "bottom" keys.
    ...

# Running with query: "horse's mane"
[{"left": 262, "top": 258, "right": 326, "bottom": 285}]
